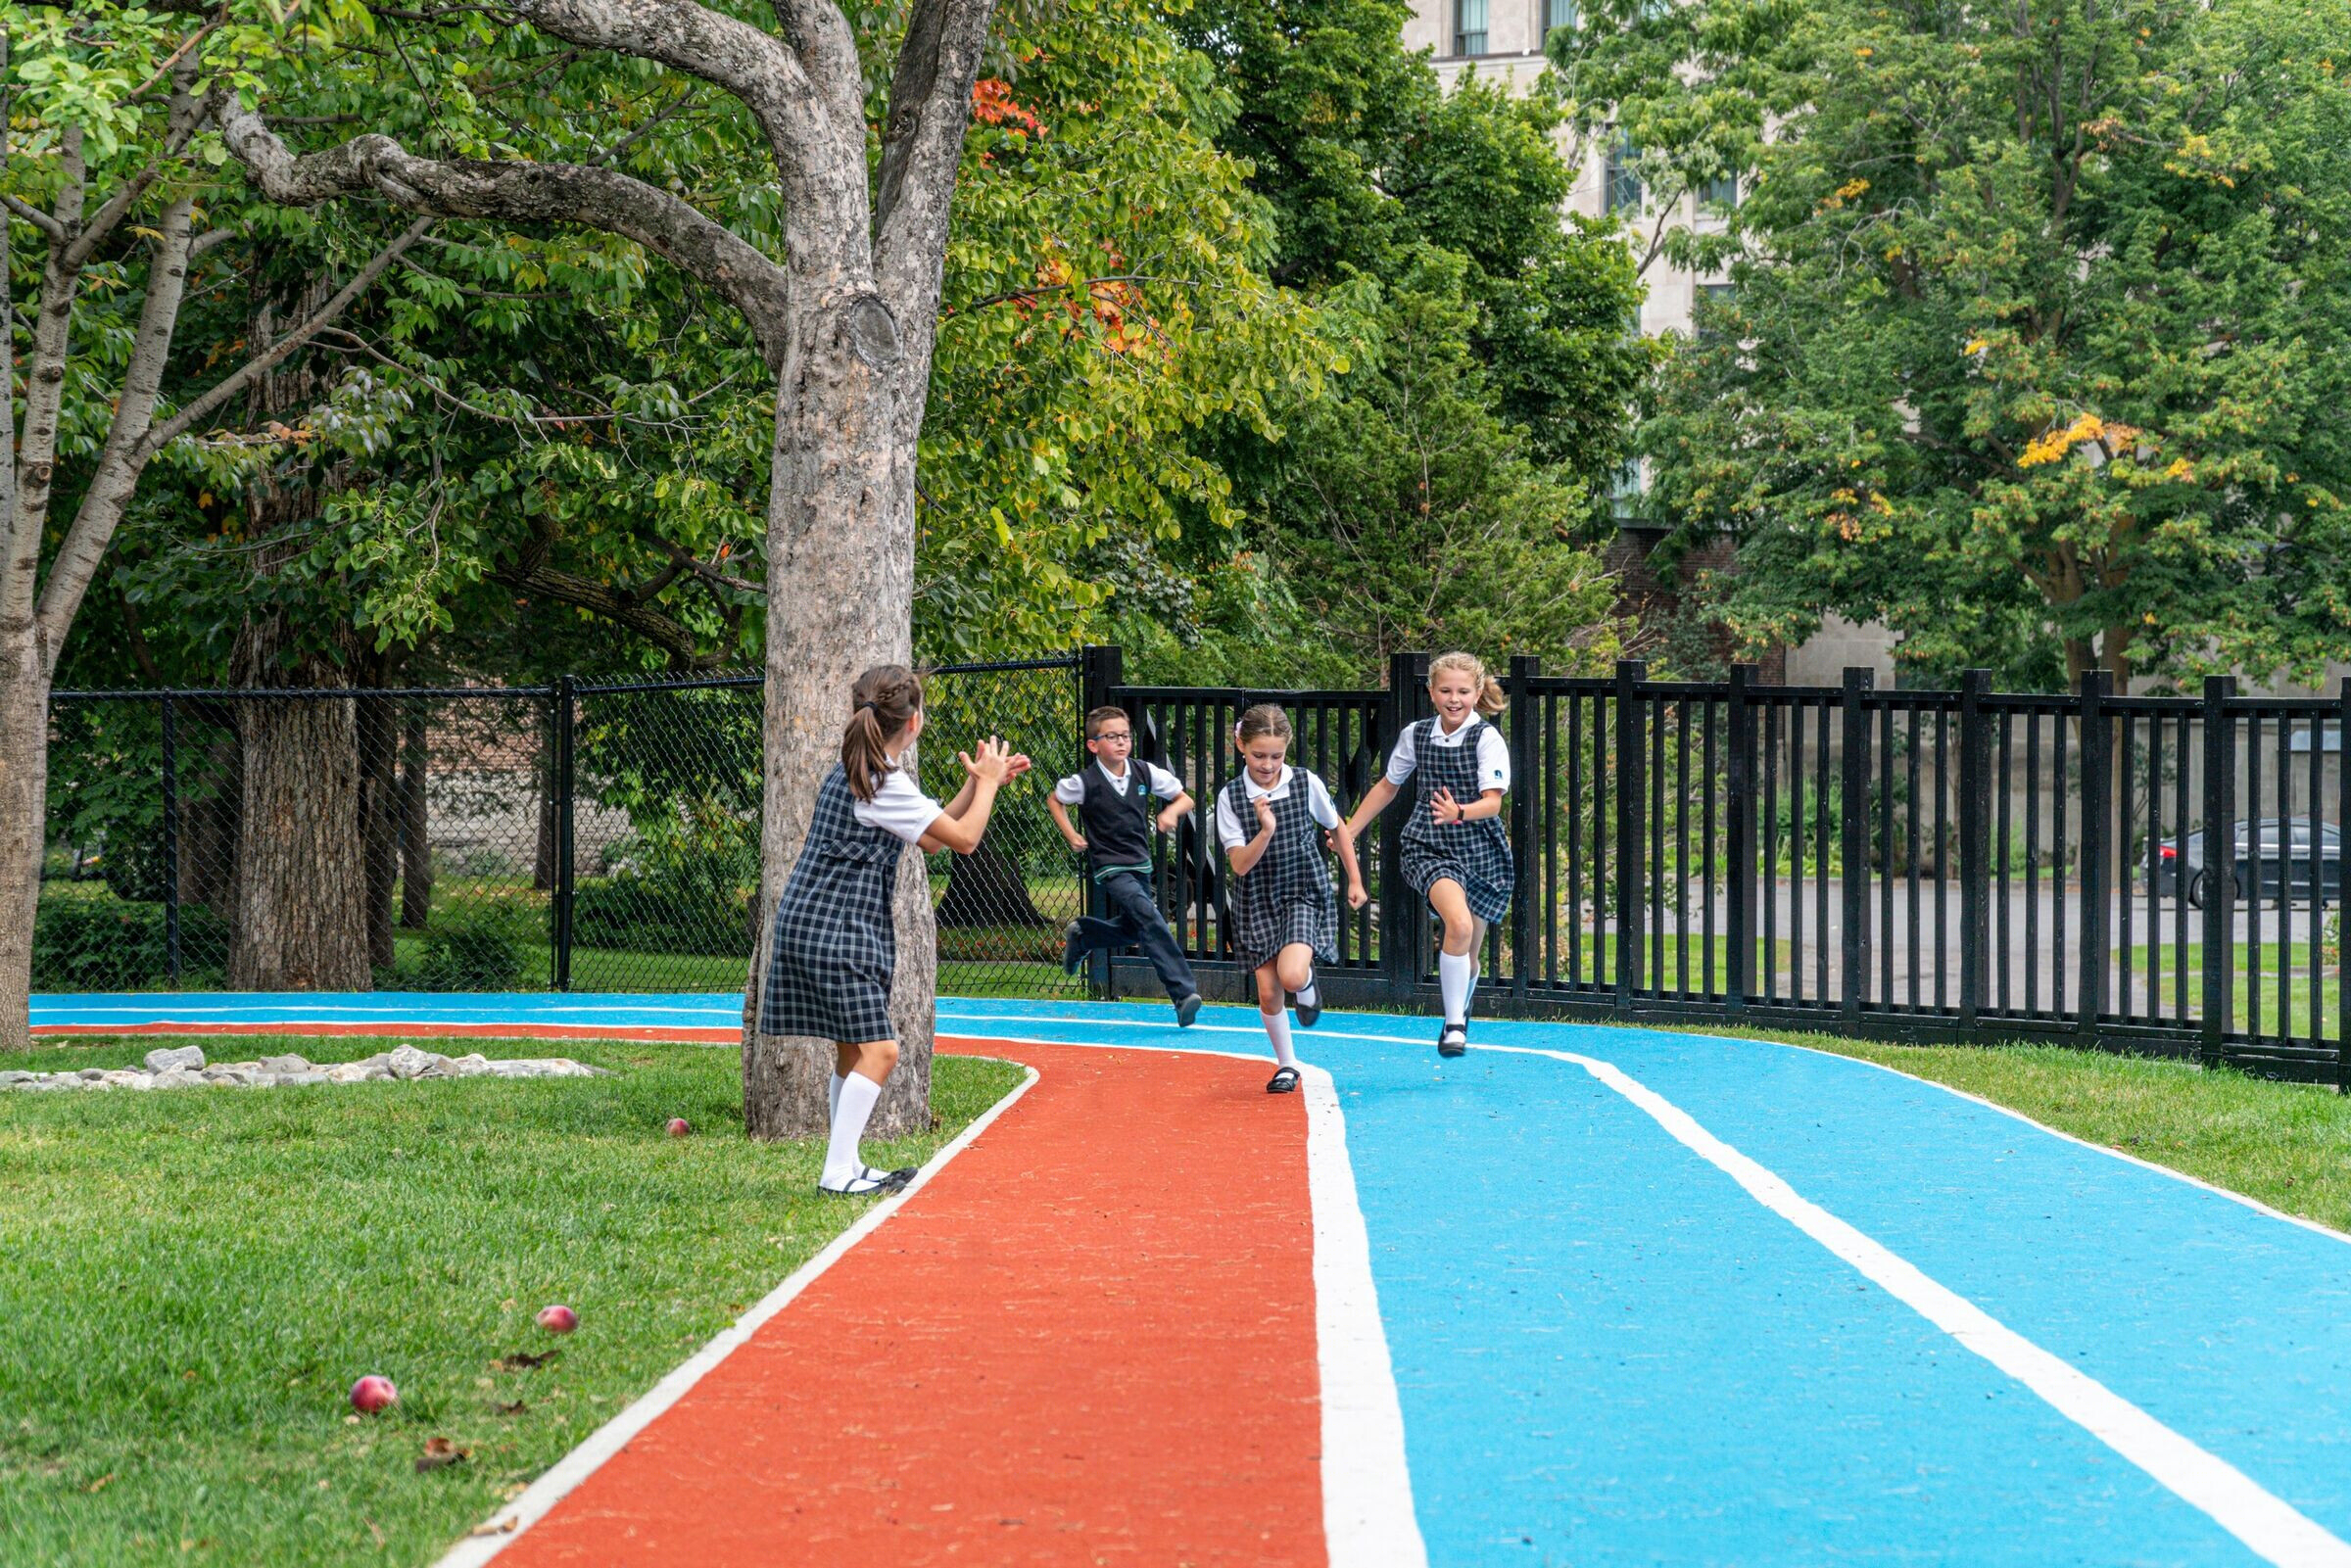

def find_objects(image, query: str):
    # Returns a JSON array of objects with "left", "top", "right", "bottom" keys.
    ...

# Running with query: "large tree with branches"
[
  {"left": 1, "top": 2, "right": 435, "bottom": 1050},
  {"left": 211, "top": 0, "right": 1003, "bottom": 1136}
]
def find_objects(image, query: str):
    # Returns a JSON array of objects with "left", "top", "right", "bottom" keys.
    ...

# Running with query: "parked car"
[{"left": 2154, "top": 818, "right": 2341, "bottom": 908}]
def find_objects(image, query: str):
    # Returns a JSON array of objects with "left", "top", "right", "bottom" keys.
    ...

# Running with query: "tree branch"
[
  {"left": 494, "top": 551, "right": 724, "bottom": 667},
  {"left": 214, "top": 101, "right": 792, "bottom": 367},
  {"left": 0, "top": 191, "right": 64, "bottom": 240},
  {"left": 498, "top": 0, "right": 822, "bottom": 153},
  {"left": 873, "top": 0, "right": 994, "bottom": 309}
]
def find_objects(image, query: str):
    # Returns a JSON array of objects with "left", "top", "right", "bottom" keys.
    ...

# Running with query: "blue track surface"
[{"left": 33, "top": 991, "right": 2351, "bottom": 1565}]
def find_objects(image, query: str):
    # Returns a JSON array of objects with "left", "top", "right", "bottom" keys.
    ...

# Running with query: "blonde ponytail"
[{"left": 1430, "top": 650, "right": 1507, "bottom": 717}]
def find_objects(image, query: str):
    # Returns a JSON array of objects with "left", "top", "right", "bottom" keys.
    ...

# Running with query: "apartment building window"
[
  {"left": 1696, "top": 281, "right": 1737, "bottom": 341},
  {"left": 1610, "top": 457, "right": 1648, "bottom": 522},
  {"left": 1699, "top": 170, "right": 1742, "bottom": 212},
  {"left": 1606, "top": 138, "right": 1643, "bottom": 214},
  {"left": 1455, "top": 0, "right": 1488, "bottom": 55},
  {"left": 1544, "top": 0, "right": 1577, "bottom": 41}
]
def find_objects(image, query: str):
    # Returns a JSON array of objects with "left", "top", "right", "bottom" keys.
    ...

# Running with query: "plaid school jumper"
[
  {"left": 757, "top": 764, "right": 907, "bottom": 1044},
  {"left": 1398, "top": 716, "right": 1515, "bottom": 925},
  {"left": 1220, "top": 774, "right": 1339, "bottom": 971}
]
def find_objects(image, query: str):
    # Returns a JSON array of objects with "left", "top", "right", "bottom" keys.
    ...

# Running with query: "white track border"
[{"left": 433, "top": 1061, "right": 1038, "bottom": 1567}]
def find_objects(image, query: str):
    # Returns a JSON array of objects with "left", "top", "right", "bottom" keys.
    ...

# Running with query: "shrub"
[
  {"left": 416, "top": 900, "right": 541, "bottom": 990},
  {"left": 31, "top": 895, "right": 227, "bottom": 991},
  {"left": 572, "top": 872, "right": 754, "bottom": 958}
]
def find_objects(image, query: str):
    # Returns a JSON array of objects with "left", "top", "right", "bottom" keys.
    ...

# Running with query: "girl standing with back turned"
[{"left": 757, "top": 664, "right": 1026, "bottom": 1195}]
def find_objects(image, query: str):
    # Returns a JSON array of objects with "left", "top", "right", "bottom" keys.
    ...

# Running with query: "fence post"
[
  {"left": 2075, "top": 670, "right": 2111, "bottom": 1043},
  {"left": 2201, "top": 675, "right": 2234, "bottom": 1066},
  {"left": 1614, "top": 659, "right": 1647, "bottom": 1012},
  {"left": 1958, "top": 671, "right": 1991, "bottom": 1031},
  {"left": 160, "top": 694, "right": 182, "bottom": 989},
  {"left": 1382, "top": 650, "right": 1425, "bottom": 1007},
  {"left": 1077, "top": 645, "right": 1126, "bottom": 999},
  {"left": 1509, "top": 655, "right": 1540, "bottom": 1001},
  {"left": 553, "top": 675, "right": 577, "bottom": 994},
  {"left": 2338, "top": 677, "right": 2349, "bottom": 1093},
  {"left": 1841, "top": 667, "right": 1874, "bottom": 1028},
  {"left": 1725, "top": 664, "right": 1755, "bottom": 1018}
]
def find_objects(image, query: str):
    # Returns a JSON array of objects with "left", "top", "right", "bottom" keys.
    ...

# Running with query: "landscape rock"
[
  {"left": 0, "top": 1070, "right": 35, "bottom": 1086},
  {"left": 144, "top": 1045, "right": 206, "bottom": 1073},
  {"left": 387, "top": 1045, "right": 454, "bottom": 1080},
  {"left": 5, "top": 1052, "right": 606, "bottom": 1094},
  {"left": 323, "top": 1062, "right": 374, "bottom": 1085},
  {"left": 449, "top": 1054, "right": 492, "bottom": 1077},
  {"left": 258, "top": 1054, "right": 312, "bottom": 1074}
]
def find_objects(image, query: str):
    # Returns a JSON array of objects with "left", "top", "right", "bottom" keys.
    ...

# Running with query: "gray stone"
[
  {"left": 448, "top": 1054, "right": 492, "bottom": 1077},
  {"left": 258, "top": 1054, "right": 312, "bottom": 1074},
  {"left": 323, "top": 1062, "right": 375, "bottom": 1085},
  {"left": 100, "top": 1070, "right": 150, "bottom": 1090},
  {"left": 276, "top": 1071, "right": 329, "bottom": 1087},
  {"left": 144, "top": 1045, "right": 206, "bottom": 1073},
  {"left": 0, "top": 1070, "right": 35, "bottom": 1085},
  {"left": 78, "top": 1068, "right": 108, "bottom": 1080},
  {"left": 386, "top": 1045, "right": 447, "bottom": 1080}
]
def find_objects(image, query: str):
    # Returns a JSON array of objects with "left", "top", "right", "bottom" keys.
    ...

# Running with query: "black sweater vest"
[{"left": 1079, "top": 764, "right": 1156, "bottom": 874}]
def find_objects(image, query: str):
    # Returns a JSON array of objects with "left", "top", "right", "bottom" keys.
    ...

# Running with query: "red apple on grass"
[
  {"left": 667, "top": 1117, "right": 691, "bottom": 1138},
  {"left": 350, "top": 1375, "right": 398, "bottom": 1413},
  {"left": 537, "top": 1304, "right": 578, "bottom": 1334}
]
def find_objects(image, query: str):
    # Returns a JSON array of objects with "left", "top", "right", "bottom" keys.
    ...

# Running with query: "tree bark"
[
  {"left": 936, "top": 837, "right": 1049, "bottom": 927},
  {"left": 358, "top": 689, "right": 400, "bottom": 970},
  {"left": 400, "top": 705, "right": 433, "bottom": 929},
  {"left": 0, "top": 652, "right": 51, "bottom": 1051}
]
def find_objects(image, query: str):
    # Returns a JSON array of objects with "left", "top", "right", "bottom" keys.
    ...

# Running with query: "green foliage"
[
  {"left": 413, "top": 898, "right": 538, "bottom": 990},
  {"left": 1575, "top": 0, "right": 2351, "bottom": 689},
  {"left": 31, "top": 895, "right": 228, "bottom": 991}
]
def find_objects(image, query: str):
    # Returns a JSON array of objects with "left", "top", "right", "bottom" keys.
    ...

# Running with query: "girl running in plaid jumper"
[
  {"left": 757, "top": 664, "right": 1028, "bottom": 1196},
  {"left": 1338, "top": 651, "right": 1513, "bottom": 1059},
  {"left": 1217, "top": 704, "right": 1367, "bottom": 1093}
]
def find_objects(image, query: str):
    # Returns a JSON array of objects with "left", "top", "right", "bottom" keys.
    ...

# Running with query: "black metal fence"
[
  {"left": 37, "top": 657, "right": 1087, "bottom": 1001},
  {"left": 39, "top": 646, "right": 2346, "bottom": 1081},
  {"left": 1089, "top": 648, "right": 2346, "bottom": 1085}
]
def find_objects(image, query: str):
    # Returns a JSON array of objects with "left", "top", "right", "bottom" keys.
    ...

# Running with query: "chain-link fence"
[{"left": 36, "top": 656, "right": 1084, "bottom": 998}]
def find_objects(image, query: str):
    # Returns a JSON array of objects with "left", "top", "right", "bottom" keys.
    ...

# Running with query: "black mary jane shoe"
[
  {"left": 1293, "top": 987, "right": 1322, "bottom": 1028},
  {"left": 818, "top": 1167, "right": 910, "bottom": 1199},
  {"left": 1437, "top": 1022, "right": 1468, "bottom": 1059},
  {"left": 1061, "top": 920, "right": 1088, "bottom": 976},
  {"left": 1266, "top": 1066, "right": 1302, "bottom": 1094}
]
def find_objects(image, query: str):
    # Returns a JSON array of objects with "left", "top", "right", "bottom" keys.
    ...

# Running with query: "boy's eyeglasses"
[{"left": 1091, "top": 731, "right": 1131, "bottom": 742}]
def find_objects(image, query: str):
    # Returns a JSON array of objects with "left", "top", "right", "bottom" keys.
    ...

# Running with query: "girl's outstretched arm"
[
  {"left": 1333, "top": 816, "right": 1368, "bottom": 908},
  {"left": 1341, "top": 777, "right": 1401, "bottom": 841},
  {"left": 922, "top": 739, "right": 1018, "bottom": 854}
]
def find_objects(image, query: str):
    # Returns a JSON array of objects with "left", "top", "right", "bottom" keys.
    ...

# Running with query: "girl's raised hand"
[
  {"left": 1430, "top": 786, "right": 1463, "bottom": 824},
  {"left": 962, "top": 736, "right": 1013, "bottom": 784},
  {"left": 1252, "top": 793, "right": 1278, "bottom": 834},
  {"left": 1005, "top": 752, "right": 1034, "bottom": 780}
]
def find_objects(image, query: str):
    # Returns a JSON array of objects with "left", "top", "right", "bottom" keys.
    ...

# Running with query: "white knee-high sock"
[
  {"left": 1439, "top": 949, "right": 1474, "bottom": 1025},
  {"left": 823, "top": 1071, "right": 883, "bottom": 1187},
  {"left": 1262, "top": 1008, "right": 1297, "bottom": 1068},
  {"left": 829, "top": 1071, "right": 845, "bottom": 1120},
  {"left": 1294, "top": 973, "right": 1319, "bottom": 1010}
]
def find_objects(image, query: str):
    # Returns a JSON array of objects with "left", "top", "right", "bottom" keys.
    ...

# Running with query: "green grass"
[
  {"left": 0, "top": 1037, "right": 1026, "bottom": 1567},
  {"left": 1683, "top": 1022, "right": 2351, "bottom": 1231},
  {"left": 2109, "top": 942, "right": 2341, "bottom": 1041}
]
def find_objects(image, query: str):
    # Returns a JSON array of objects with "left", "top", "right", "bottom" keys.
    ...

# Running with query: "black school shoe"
[
  {"left": 1266, "top": 1065, "right": 1301, "bottom": 1094},
  {"left": 818, "top": 1166, "right": 911, "bottom": 1198},
  {"left": 1293, "top": 985, "right": 1322, "bottom": 1028},
  {"left": 1437, "top": 1021, "right": 1468, "bottom": 1058},
  {"left": 1175, "top": 992, "right": 1203, "bottom": 1027},
  {"left": 1061, "top": 920, "right": 1087, "bottom": 976}
]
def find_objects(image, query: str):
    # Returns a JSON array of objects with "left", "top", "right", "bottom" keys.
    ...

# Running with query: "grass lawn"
[
  {"left": 1687, "top": 1022, "right": 2351, "bottom": 1232},
  {"left": 0, "top": 1037, "right": 1026, "bottom": 1568}
]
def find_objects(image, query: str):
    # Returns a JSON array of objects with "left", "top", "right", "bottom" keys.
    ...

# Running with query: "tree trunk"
[
  {"left": 358, "top": 689, "right": 400, "bottom": 971},
  {"left": 225, "top": 662, "right": 370, "bottom": 991},
  {"left": 400, "top": 705, "right": 433, "bottom": 929},
  {"left": 744, "top": 291, "right": 933, "bottom": 1141},
  {"left": 936, "top": 837, "right": 1049, "bottom": 927},
  {"left": 0, "top": 649, "right": 52, "bottom": 1051}
]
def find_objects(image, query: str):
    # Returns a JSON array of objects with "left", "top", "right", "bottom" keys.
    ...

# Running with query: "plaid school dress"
[
  {"left": 1220, "top": 772, "right": 1339, "bottom": 971},
  {"left": 757, "top": 764, "right": 908, "bottom": 1044},
  {"left": 1398, "top": 716, "right": 1515, "bottom": 924}
]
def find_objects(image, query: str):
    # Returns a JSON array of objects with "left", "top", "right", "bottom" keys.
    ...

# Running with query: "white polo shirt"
[
  {"left": 1052, "top": 758, "right": 1186, "bottom": 806},
  {"left": 852, "top": 765, "right": 945, "bottom": 846},
  {"left": 1215, "top": 765, "right": 1342, "bottom": 849},
  {"left": 1384, "top": 715, "right": 1511, "bottom": 794}
]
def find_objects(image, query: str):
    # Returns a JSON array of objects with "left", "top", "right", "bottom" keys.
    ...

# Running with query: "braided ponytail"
[{"left": 840, "top": 664, "right": 925, "bottom": 802}]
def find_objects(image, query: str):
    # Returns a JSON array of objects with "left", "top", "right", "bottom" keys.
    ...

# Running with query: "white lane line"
[
  {"left": 1477, "top": 1039, "right": 2351, "bottom": 1568},
  {"left": 1302, "top": 1063, "right": 1429, "bottom": 1568},
  {"left": 434, "top": 1063, "right": 1040, "bottom": 1568}
]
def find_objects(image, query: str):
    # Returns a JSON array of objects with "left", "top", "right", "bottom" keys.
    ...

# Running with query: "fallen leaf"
[
  {"left": 415, "top": 1437, "right": 471, "bottom": 1473},
  {"left": 495, "top": 1401, "right": 528, "bottom": 1416},
  {"left": 87, "top": 1474, "right": 116, "bottom": 1494},
  {"left": 492, "top": 1350, "right": 561, "bottom": 1372}
]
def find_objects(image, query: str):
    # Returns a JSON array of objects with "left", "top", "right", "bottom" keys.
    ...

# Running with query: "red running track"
[{"left": 492, "top": 1036, "right": 1326, "bottom": 1566}]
